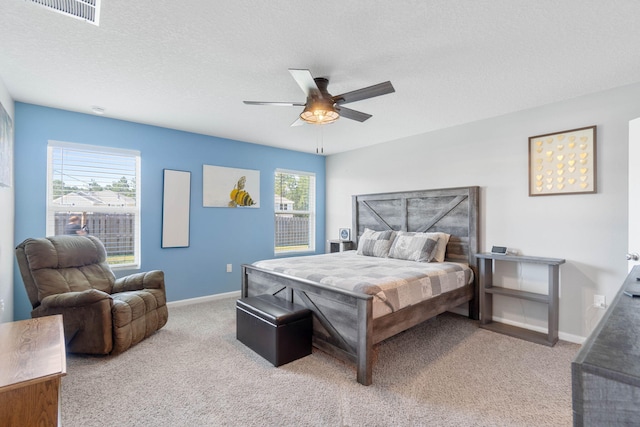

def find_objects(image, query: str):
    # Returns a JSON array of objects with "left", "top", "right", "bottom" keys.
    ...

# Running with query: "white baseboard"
[
  {"left": 167, "top": 294, "right": 587, "bottom": 344},
  {"left": 447, "top": 306, "right": 586, "bottom": 344},
  {"left": 558, "top": 331, "right": 585, "bottom": 345},
  {"left": 167, "top": 290, "right": 240, "bottom": 308},
  {"left": 492, "top": 315, "right": 585, "bottom": 344}
]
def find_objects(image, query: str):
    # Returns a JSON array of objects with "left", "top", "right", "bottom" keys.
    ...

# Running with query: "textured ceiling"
[{"left": 1, "top": 1, "right": 640, "bottom": 155}]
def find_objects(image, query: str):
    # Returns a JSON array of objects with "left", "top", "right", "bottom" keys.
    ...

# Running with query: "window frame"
[
  {"left": 46, "top": 140, "right": 141, "bottom": 270},
  {"left": 274, "top": 168, "right": 316, "bottom": 255}
]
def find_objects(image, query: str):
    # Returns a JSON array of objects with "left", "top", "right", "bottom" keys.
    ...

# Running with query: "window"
[
  {"left": 46, "top": 141, "right": 141, "bottom": 268},
  {"left": 274, "top": 169, "right": 315, "bottom": 254}
]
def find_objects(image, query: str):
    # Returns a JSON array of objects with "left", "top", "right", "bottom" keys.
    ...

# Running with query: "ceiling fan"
[{"left": 243, "top": 69, "right": 395, "bottom": 126}]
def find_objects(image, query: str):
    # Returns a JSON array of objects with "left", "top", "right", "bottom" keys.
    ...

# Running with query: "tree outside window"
[{"left": 274, "top": 169, "right": 315, "bottom": 254}]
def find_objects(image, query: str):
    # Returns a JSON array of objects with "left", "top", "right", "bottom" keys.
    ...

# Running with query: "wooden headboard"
[{"left": 351, "top": 186, "right": 480, "bottom": 267}]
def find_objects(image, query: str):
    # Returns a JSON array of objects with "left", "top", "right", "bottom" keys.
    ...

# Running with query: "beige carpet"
[{"left": 61, "top": 297, "right": 580, "bottom": 426}]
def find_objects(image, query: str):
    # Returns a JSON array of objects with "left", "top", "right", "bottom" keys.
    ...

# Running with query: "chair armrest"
[
  {"left": 113, "top": 270, "right": 165, "bottom": 293},
  {"left": 39, "top": 289, "right": 111, "bottom": 309}
]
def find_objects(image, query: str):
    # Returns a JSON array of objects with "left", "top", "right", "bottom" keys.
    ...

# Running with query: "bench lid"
[{"left": 237, "top": 294, "right": 311, "bottom": 325}]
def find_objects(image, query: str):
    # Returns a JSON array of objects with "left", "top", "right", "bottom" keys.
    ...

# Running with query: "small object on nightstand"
[
  {"left": 491, "top": 246, "right": 517, "bottom": 255},
  {"left": 339, "top": 228, "right": 351, "bottom": 241}
]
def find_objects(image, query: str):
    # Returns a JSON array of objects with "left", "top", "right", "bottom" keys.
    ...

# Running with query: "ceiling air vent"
[{"left": 27, "top": 0, "right": 101, "bottom": 26}]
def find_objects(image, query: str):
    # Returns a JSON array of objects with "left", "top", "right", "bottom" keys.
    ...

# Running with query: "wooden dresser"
[
  {"left": 572, "top": 266, "right": 640, "bottom": 425},
  {"left": 0, "top": 315, "right": 67, "bottom": 427}
]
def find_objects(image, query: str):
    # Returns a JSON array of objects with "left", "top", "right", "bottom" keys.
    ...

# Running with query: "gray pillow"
[
  {"left": 388, "top": 231, "right": 439, "bottom": 262},
  {"left": 356, "top": 229, "right": 396, "bottom": 258}
]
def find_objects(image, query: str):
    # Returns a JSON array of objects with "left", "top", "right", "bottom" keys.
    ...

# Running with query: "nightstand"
[{"left": 327, "top": 240, "right": 354, "bottom": 253}]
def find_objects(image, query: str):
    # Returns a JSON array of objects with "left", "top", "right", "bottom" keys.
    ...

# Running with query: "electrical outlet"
[
  {"left": 0, "top": 298, "right": 4, "bottom": 315},
  {"left": 594, "top": 294, "right": 606, "bottom": 308},
  {"left": 226, "top": 264, "right": 232, "bottom": 273}
]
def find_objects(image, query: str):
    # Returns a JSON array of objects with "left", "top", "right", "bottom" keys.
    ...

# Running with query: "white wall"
[
  {"left": 0, "top": 77, "right": 14, "bottom": 322},
  {"left": 326, "top": 82, "right": 640, "bottom": 342}
]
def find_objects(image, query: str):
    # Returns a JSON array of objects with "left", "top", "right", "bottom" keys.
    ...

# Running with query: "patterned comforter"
[{"left": 253, "top": 251, "right": 474, "bottom": 319}]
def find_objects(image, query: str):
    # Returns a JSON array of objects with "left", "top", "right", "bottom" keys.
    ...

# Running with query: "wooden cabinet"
[
  {"left": 476, "top": 253, "right": 565, "bottom": 346},
  {"left": 0, "top": 315, "right": 66, "bottom": 427},
  {"left": 572, "top": 266, "right": 640, "bottom": 425},
  {"left": 327, "top": 240, "right": 354, "bottom": 253}
]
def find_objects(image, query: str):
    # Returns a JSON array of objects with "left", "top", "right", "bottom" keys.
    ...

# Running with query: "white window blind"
[
  {"left": 274, "top": 169, "right": 315, "bottom": 254},
  {"left": 46, "top": 141, "right": 141, "bottom": 268}
]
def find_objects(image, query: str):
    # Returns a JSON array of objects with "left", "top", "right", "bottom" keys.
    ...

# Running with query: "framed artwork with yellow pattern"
[{"left": 528, "top": 125, "right": 596, "bottom": 196}]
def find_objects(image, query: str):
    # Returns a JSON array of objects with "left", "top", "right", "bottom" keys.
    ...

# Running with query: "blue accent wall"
[{"left": 13, "top": 103, "right": 325, "bottom": 320}]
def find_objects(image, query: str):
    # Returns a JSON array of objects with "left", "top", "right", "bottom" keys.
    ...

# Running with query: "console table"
[
  {"left": 0, "top": 315, "right": 66, "bottom": 427},
  {"left": 476, "top": 253, "right": 565, "bottom": 346}
]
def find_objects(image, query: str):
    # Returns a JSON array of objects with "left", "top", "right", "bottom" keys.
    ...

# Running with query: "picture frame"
[
  {"left": 162, "top": 169, "right": 191, "bottom": 248},
  {"left": 0, "top": 101, "right": 13, "bottom": 188},
  {"left": 339, "top": 228, "right": 351, "bottom": 241},
  {"left": 203, "top": 164, "right": 260, "bottom": 208},
  {"left": 528, "top": 125, "right": 596, "bottom": 196}
]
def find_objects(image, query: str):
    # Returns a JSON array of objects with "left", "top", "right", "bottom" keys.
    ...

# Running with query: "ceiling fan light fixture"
[
  {"left": 300, "top": 101, "right": 339, "bottom": 125},
  {"left": 244, "top": 69, "right": 394, "bottom": 126}
]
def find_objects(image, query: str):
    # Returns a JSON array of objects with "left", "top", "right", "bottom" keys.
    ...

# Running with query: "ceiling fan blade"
[
  {"left": 333, "top": 81, "right": 395, "bottom": 105},
  {"left": 290, "top": 117, "right": 306, "bottom": 127},
  {"left": 289, "top": 69, "right": 320, "bottom": 97},
  {"left": 243, "top": 101, "right": 306, "bottom": 107},
  {"left": 335, "top": 106, "right": 372, "bottom": 122}
]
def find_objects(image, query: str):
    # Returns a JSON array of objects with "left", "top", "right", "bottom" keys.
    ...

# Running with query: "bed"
[{"left": 241, "top": 186, "right": 480, "bottom": 385}]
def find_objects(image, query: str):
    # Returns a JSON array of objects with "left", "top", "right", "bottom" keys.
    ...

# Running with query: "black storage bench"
[{"left": 236, "top": 294, "right": 312, "bottom": 367}]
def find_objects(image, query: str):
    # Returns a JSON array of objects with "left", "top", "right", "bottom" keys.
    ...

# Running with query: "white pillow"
[
  {"left": 425, "top": 232, "right": 451, "bottom": 262},
  {"left": 388, "top": 231, "right": 439, "bottom": 262}
]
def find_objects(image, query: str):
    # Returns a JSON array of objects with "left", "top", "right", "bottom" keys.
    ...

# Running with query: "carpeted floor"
[{"left": 61, "top": 297, "right": 580, "bottom": 426}]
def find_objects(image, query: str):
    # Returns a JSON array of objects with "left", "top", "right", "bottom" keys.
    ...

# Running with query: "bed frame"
[{"left": 241, "top": 186, "right": 480, "bottom": 385}]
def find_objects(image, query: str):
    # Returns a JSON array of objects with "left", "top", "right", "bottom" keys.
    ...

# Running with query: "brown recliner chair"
[{"left": 15, "top": 235, "right": 169, "bottom": 354}]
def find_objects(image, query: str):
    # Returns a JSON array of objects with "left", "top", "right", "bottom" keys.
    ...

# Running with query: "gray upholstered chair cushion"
[{"left": 19, "top": 235, "right": 114, "bottom": 301}]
